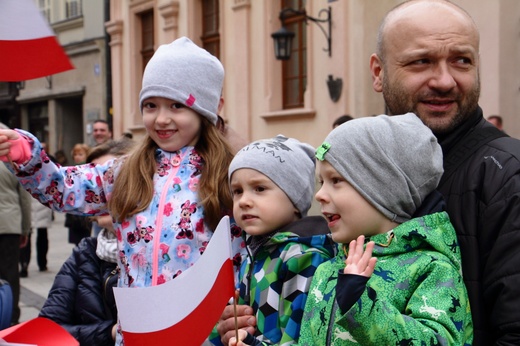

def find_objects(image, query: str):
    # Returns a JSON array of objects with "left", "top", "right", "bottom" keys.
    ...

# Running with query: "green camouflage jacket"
[{"left": 299, "top": 212, "right": 473, "bottom": 346}]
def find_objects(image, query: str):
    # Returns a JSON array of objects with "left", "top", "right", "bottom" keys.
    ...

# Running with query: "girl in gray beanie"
[{"left": 232, "top": 114, "right": 473, "bottom": 345}]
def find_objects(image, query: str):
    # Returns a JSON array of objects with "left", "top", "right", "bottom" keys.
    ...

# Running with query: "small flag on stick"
[{"left": 114, "top": 216, "right": 236, "bottom": 346}]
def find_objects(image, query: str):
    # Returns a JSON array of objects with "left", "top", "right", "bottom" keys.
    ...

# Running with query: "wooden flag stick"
[{"left": 233, "top": 289, "right": 239, "bottom": 343}]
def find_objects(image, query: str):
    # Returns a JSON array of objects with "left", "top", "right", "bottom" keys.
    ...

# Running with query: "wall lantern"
[{"left": 271, "top": 6, "right": 332, "bottom": 60}]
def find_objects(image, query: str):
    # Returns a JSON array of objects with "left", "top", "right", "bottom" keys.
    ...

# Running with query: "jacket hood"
[{"left": 363, "top": 212, "right": 461, "bottom": 270}]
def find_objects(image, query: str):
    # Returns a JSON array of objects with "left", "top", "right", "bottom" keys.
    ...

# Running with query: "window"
[
  {"left": 281, "top": 0, "right": 307, "bottom": 109},
  {"left": 140, "top": 10, "right": 155, "bottom": 73},
  {"left": 28, "top": 102, "right": 49, "bottom": 145},
  {"left": 66, "top": 0, "right": 82, "bottom": 19},
  {"left": 201, "top": 0, "right": 220, "bottom": 59},
  {"left": 38, "top": 0, "right": 51, "bottom": 22}
]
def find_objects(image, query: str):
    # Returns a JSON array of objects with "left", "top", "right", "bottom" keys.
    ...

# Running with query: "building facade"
[
  {"left": 106, "top": 0, "right": 520, "bottom": 146},
  {"left": 1, "top": 0, "right": 518, "bottom": 161}
]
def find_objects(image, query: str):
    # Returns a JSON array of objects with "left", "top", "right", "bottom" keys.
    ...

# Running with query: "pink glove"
[{"left": 0, "top": 136, "right": 32, "bottom": 164}]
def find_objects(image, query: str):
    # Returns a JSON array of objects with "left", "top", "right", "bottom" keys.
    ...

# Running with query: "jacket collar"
[{"left": 436, "top": 106, "right": 483, "bottom": 155}]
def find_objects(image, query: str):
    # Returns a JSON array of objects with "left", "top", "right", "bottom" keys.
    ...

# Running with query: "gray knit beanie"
[
  {"left": 315, "top": 113, "right": 443, "bottom": 223},
  {"left": 229, "top": 135, "right": 316, "bottom": 217},
  {"left": 139, "top": 37, "right": 224, "bottom": 125}
]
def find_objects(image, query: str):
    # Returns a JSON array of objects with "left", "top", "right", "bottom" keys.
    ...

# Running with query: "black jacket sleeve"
[
  {"left": 480, "top": 157, "right": 520, "bottom": 345},
  {"left": 335, "top": 272, "right": 369, "bottom": 314}
]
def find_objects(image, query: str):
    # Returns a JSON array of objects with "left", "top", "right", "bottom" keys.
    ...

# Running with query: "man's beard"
[{"left": 381, "top": 74, "right": 480, "bottom": 135}]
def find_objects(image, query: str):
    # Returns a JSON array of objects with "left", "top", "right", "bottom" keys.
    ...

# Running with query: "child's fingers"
[
  {"left": 361, "top": 241, "right": 375, "bottom": 262},
  {"left": 365, "top": 257, "right": 377, "bottom": 277},
  {"left": 345, "top": 239, "right": 356, "bottom": 266},
  {"left": 354, "top": 240, "right": 372, "bottom": 270},
  {"left": 0, "top": 130, "right": 20, "bottom": 161},
  {"left": 0, "top": 129, "right": 19, "bottom": 142},
  {"left": 355, "top": 235, "right": 365, "bottom": 256},
  {"left": 345, "top": 238, "right": 377, "bottom": 277},
  {"left": 346, "top": 235, "right": 364, "bottom": 261},
  {"left": 229, "top": 330, "right": 249, "bottom": 346}
]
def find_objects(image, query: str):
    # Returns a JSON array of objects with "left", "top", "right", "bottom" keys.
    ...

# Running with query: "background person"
[
  {"left": 19, "top": 196, "right": 53, "bottom": 277},
  {"left": 486, "top": 114, "right": 504, "bottom": 131},
  {"left": 20, "top": 142, "right": 58, "bottom": 276},
  {"left": 92, "top": 119, "right": 113, "bottom": 145},
  {"left": 332, "top": 114, "right": 353, "bottom": 129},
  {"left": 0, "top": 123, "right": 31, "bottom": 325},
  {"left": 65, "top": 143, "right": 92, "bottom": 246},
  {"left": 53, "top": 149, "right": 68, "bottom": 166}
]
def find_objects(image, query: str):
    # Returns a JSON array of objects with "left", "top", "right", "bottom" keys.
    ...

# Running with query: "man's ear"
[{"left": 369, "top": 53, "right": 384, "bottom": 93}]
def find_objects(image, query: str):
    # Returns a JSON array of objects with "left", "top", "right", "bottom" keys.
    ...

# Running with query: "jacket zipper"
[
  {"left": 151, "top": 152, "right": 184, "bottom": 286},
  {"left": 326, "top": 299, "right": 338, "bottom": 345}
]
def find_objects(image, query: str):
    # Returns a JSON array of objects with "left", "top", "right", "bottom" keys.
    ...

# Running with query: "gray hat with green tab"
[{"left": 315, "top": 113, "right": 443, "bottom": 223}]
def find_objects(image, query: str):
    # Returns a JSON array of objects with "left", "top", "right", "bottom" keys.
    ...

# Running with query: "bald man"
[{"left": 370, "top": 1, "right": 520, "bottom": 344}]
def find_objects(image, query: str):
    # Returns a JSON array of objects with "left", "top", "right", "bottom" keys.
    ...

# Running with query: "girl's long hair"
[{"left": 107, "top": 117, "right": 234, "bottom": 230}]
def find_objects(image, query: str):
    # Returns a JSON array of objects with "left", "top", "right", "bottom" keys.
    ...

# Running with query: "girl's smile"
[{"left": 142, "top": 97, "right": 202, "bottom": 152}]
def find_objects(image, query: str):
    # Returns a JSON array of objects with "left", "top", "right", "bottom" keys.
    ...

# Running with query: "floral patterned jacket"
[{"left": 8, "top": 130, "right": 246, "bottom": 290}]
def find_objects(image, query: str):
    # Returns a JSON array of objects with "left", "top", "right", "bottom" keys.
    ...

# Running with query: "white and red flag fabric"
[
  {"left": 114, "top": 216, "right": 236, "bottom": 346},
  {"left": 0, "top": 0, "right": 74, "bottom": 81}
]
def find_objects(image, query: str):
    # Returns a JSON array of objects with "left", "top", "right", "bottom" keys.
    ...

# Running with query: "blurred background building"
[
  {"left": 0, "top": 0, "right": 519, "bottom": 157},
  {"left": 0, "top": 0, "right": 109, "bottom": 162}
]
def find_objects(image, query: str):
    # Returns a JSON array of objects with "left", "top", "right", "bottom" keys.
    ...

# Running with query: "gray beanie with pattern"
[
  {"left": 315, "top": 113, "right": 443, "bottom": 223},
  {"left": 229, "top": 135, "right": 316, "bottom": 217},
  {"left": 139, "top": 37, "right": 224, "bottom": 125}
]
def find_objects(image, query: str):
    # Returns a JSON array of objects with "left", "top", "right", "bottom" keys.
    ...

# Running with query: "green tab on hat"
[{"left": 315, "top": 142, "right": 331, "bottom": 161}]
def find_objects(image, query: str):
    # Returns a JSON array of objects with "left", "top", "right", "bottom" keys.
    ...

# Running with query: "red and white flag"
[
  {"left": 0, "top": 0, "right": 74, "bottom": 81},
  {"left": 114, "top": 216, "right": 236, "bottom": 346}
]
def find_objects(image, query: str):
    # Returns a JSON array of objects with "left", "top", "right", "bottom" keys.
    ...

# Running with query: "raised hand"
[{"left": 344, "top": 235, "right": 377, "bottom": 278}]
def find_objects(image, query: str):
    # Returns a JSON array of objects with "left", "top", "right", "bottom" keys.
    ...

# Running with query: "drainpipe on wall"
[{"left": 104, "top": 0, "right": 113, "bottom": 133}]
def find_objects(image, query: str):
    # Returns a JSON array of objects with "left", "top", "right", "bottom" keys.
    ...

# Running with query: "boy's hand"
[
  {"left": 344, "top": 235, "right": 377, "bottom": 277},
  {"left": 217, "top": 304, "right": 256, "bottom": 345},
  {"left": 0, "top": 129, "right": 19, "bottom": 158}
]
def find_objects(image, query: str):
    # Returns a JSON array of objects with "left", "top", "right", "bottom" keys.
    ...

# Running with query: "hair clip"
[{"left": 315, "top": 142, "right": 331, "bottom": 161}]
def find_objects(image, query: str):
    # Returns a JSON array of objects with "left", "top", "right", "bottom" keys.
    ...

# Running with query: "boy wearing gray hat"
[
  {"left": 233, "top": 114, "right": 473, "bottom": 345},
  {"left": 212, "top": 135, "right": 335, "bottom": 346},
  {"left": 295, "top": 113, "right": 472, "bottom": 345}
]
